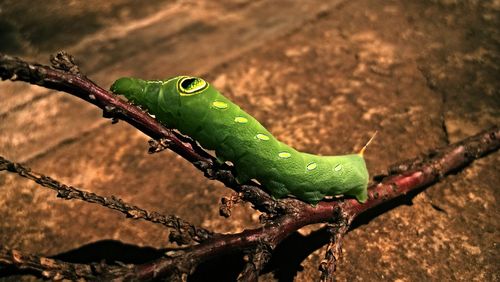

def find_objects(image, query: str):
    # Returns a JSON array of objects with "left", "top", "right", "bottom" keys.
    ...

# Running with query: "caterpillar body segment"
[{"left": 111, "top": 76, "right": 369, "bottom": 204}]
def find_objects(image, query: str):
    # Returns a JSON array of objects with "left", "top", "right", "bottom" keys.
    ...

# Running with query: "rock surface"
[{"left": 0, "top": 0, "right": 498, "bottom": 281}]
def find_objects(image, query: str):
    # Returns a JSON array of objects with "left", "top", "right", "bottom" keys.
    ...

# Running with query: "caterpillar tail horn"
[{"left": 358, "top": 131, "right": 378, "bottom": 157}]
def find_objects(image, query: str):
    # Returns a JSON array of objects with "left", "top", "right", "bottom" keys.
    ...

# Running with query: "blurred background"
[{"left": 0, "top": 1, "right": 498, "bottom": 281}]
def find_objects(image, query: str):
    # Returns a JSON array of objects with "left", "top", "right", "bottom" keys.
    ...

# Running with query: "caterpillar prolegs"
[{"left": 111, "top": 76, "right": 370, "bottom": 204}]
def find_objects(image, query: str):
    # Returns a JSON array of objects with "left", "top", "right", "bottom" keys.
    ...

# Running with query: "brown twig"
[
  {"left": 342, "top": 127, "right": 500, "bottom": 217},
  {"left": 0, "top": 246, "right": 109, "bottom": 280},
  {"left": 0, "top": 156, "right": 214, "bottom": 245},
  {"left": 319, "top": 223, "right": 349, "bottom": 282}
]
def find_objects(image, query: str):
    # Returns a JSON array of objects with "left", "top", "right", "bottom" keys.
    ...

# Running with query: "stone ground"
[{"left": 0, "top": 0, "right": 499, "bottom": 281}]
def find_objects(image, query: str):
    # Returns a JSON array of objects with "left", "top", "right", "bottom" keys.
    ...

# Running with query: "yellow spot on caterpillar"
[
  {"left": 278, "top": 152, "right": 291, "bottom": 159},
  {"left": 256, "top": 134, "right": 269, "bottom": 141},
  {"left": 212, "top": 101, "right": 228, "bottom": 109},
  {"left": 306, "top": 162, "right": 317, "bottom": 171},
  {"left": 334, "top": 164, "right": 342, "bottom": 171},
  {"left": 234, "top": 117, "right": 248, "bottom": 123}
]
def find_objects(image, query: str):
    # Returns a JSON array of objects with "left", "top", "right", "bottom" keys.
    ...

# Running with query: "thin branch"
[
  {"left": 343, "top": 126, "right": 500, "bottom": 218},
  {"left": 0, "top": 246, "right": 108, "bottom": 280},
  {"left": 237, "top": 244, "right": 273, "bottom": 282},
  {"left": 0, "top": 52, "right": 285, "bottom": 215},
  {"left": 0, "top": 156, "right": 214, "bottom": 244},
  {"left": 319, "top": 222, "right": 349, "bottom": 282}
]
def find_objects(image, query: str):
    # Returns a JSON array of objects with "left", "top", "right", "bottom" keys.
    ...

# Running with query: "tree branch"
[
  {"left": 342, "top": 127, "right": 500, "bottom": 218},
  {"left": 122, "top": 126, "right": 500, "bottom": 281},
  {"left": 319, "top": 221, "right": 349, "bottom": 281},
  {"left": 0, "top": 52, "right": 498, "bottom": 280},
  {"left": 0, "top": 156, "right": 214, "bottom": 245},
  {"left": 0, "top": 246, "right": 108, "bottom": 280}
]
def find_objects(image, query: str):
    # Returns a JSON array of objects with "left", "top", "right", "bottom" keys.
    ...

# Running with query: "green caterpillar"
[{"left": 111, "top": 76, "right": 371, "bottom": 204}]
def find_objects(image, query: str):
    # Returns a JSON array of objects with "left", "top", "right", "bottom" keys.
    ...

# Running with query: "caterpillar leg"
[
  {"left": 235, "top": 173, "right": 251, "bottom": 184},
  {"left": 291, "top": 189, "right": 324, "bottom": 205},
  {"left": 303, "top": 191, "right": 325, "bottom": 205},
  {"left": 266, "top": 180, "right": 289, "bottom": 199},
  {"left": 348, "top": 186, "right": 368, "bottom": 203}
]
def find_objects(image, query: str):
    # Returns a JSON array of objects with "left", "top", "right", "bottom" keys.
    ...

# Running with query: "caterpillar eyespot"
[
  {"left": 178, "top": 76, "right": 208, "bottom": 95},
  {"left": 111, "top": 76, "right": 373, "bottom": 204}
]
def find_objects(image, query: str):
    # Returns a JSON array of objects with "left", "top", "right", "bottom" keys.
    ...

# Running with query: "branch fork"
[{"left": 0, "top": 52, "right": 498, "bottom": 280}]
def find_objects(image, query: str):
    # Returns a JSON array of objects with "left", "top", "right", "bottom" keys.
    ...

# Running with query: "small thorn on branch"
[
  {"left": 169, "top": 230, "right": 194, "bottom": 245},
  {"left": 192, "top": 160, "right": 213, "bottom": 172},
  {"left": 50, "top": 51, "right": 80, "bottom": 75},
  {"left": 237, "top": 244, "right": 273, "bottom": 282},
  {"left": 219, "top": 193, "right": 242, "bottom": 218},
  {"left": 319, "top": 222, "right": 349, "bottom": 282},
  {"left": 102, "top": 105, "right": 122, "bottom": 124},
  {"left": 239, "top": 185, "right": 290, "bottom": 217},
  {"left": 387, "top": 156, "right": 425, "bottom": 175},
  {"left": 148, "top": 138, "right": 173, "bottom": 154}
]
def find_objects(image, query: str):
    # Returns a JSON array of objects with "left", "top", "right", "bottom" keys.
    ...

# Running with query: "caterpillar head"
[
  {"left": 110, "top": 75, "right": 222, "bottom": 136},
  {"left": 111, "top": 76, "right": 210, "bottom": 104}
]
